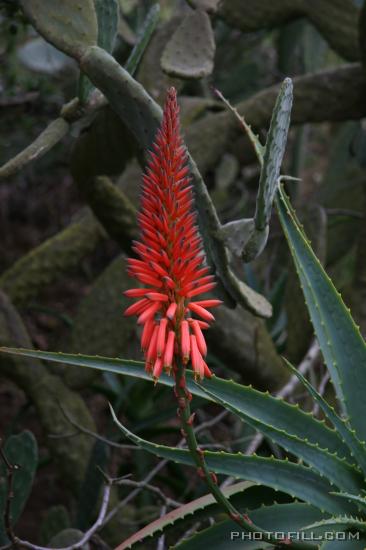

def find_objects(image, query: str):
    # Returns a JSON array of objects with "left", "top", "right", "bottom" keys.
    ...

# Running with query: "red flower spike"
[{"left": 123, "top": 87, "right": 221, "bottom": 381}]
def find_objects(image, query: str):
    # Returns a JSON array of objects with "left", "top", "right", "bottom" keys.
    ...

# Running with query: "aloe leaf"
[
  {"left": 0, "top": 346, "right": 356, "bottom": 470},
  {"left": 175, "top": 503, "right": 327, "bottom": 550},
  {"left": 214, "top": 89, "right": 265, "bottom": 166},
  {"left": 301, "top": 516, "right": 366, "bottom": 536},
  {"left": 0, "top": 118, "right": 70, "bottom": 181},
  {"left": 197, "top": 383, "right": 363, "bottom": 494},
  {"left": 125, "top": 3, "right": 160, "bottom": 76},
  {"left": 120, "top": 485, "right": 288, "bottom": 549},
  {"left": 0, "top": 347, "right": 351, "bottom": 463},
  {"left": 282, "top": 358, "right": 366, "bottom": 479},
  {"left": 109, "top": 406, "right": 356, "bottom": 516},
  {"left": 0, "top": 431, "right": 38, "bottom": 544},
  {"left": 276, "top": 186, "right": 366, "bottom": 443},
  {"left": 116, "top": 481, "right": 258, "bottom": 549},
  {"left": 329, "top": 493, "right": 366, "bottom": 515},
  {"left": 319, "top": 540, "right": 366, "bottom": 550},
  {"left": 256, "top": 80, "right": 292, "bottom": 229},
  {"left": 199, "top": 377, "right": 353, "bottom": 464},
  {"left": 242, "top": 78, "right": 293, "bottom": 262}
]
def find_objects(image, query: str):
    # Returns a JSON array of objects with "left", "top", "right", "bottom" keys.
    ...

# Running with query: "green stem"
[{"left": 174, "top": 360, "right": 316, "bottom": 550}]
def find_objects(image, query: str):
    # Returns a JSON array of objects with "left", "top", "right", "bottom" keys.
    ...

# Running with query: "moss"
[
  {"left": 61, "top": 256, "right": 140, "bottom": 388},
  {"left": 0, "top": 214, "right": 105, "bottom": 306},
  {"left": 0, "top": 291, "right": 95, "bottom": 492}
]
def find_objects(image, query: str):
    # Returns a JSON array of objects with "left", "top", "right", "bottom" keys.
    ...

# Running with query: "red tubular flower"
[{"left": 124, "top": 87, "right": 222, "bottom": 381}]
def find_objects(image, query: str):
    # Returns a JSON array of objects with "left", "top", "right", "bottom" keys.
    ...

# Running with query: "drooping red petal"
[
  {"left": 157, "top": 318, "right": 168, "bottom": 358},
  {"left": 181, "top": 320, "right": 190, "bottom": 364},
  {"left": 191, "top": 319, "right": 207, "bottom": 357},
  {"left": 163, "top": 330, "right": 175, "bottom": 370},
  {"left": 187, "top": 302, "right": 215, "bottom": 322},
  {"left": 190, "top": 334, "right": 204, "bottom": 380}
]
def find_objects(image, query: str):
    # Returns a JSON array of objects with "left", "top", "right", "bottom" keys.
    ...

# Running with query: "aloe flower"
[{"left": 124, "top": 88, "right": 221, "bottom": 381}]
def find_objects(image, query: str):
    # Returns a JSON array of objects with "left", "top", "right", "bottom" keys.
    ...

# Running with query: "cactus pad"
[
  {"left": 161, "top": 10, "right": 215, "bottom": 79},
  {"left": 21, "top": 0, "right": 98, "bottom": 60}
]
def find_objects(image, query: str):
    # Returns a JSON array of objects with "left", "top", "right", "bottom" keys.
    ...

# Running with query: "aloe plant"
[
  {"left": 2, "top": 1, "right": 366, "bottom": 548},
  {"left": 2, "top": 103, "right": 366, "bottom": 548}
]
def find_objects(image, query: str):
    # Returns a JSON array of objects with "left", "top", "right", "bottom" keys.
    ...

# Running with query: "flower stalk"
[{"left": 123, "top": 87, "right": 312, "bottom": 549}]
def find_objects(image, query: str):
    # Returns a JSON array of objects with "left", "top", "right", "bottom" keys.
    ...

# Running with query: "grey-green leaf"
[
  {"left": 198, "top": 382, "right": 363, "bottom": 494},
  {"left": 254, "top": 78, "right": 293, "bottom": 230},
  {"left": 175, "top": 503, "right": 326, "bottom": 550},
  {"left": 241, "top": 78, "right": 293, "bottom": 262},
  {"left": 0, "top": 118, "right": 70, "bottom": 181},
  {"left": 110, "top": 408, "right": 357, "bottom": 516},
  {"left": 282, "top": 358, "right": 366, "bottom": 480},
  {"left": 276, "top": 185, "right": 366, "bottom": 443}
]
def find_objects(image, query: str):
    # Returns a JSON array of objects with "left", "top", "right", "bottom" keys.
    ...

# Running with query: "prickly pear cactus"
[
  {"left": 21, "top": 0, "right": 98, "bottom": 59},
  {"left": 161, "top": 10, "right": 215, "bottom": 79}
]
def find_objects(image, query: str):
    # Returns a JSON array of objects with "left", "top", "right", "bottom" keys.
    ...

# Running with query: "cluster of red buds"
[{"left": 124, "top": 87, "right": 221, "bottom": 382}]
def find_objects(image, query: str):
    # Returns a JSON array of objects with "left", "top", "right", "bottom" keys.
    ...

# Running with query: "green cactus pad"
[
  {"left": 21, "top": 0, "right": 98, "bottom": 60},
  {"left": 0, "top": 431, "right": 38, "bottom": 544},
  {"left": 161, "top": 10, "right": 215, "bottom": 79}
]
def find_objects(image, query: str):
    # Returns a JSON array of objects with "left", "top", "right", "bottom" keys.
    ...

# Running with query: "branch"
[
  {"left": 173, "top": 361, "right": 310, "bottom": 549},
  {"left": 216, "top": 0, "right": 359, "bottom": 62},
  {"left": 0, "top": 441, "right": 18, "bottom": 547},
  {"left": 14, "top": 482, "right": 112, "bottom": 550},
  {"left": 111, "top": 478, "right": 182, "bottom": 509},
  {"left": 50, "top": 402, "right": 138, "bottom": 451}
]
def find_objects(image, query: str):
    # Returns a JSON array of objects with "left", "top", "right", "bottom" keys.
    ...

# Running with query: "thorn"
[
  {"left": 187, "top": 412, "right": 196, "bottom": 426},
  {"left": 197, "top": 467, "right": 205, "bottom": 478},
  {"left": 242, "top": 513, "right": 253, "bottom": 525},
  {"left": 178, "top": 397, "right": 186, "bottom": 410}
]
